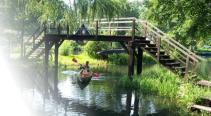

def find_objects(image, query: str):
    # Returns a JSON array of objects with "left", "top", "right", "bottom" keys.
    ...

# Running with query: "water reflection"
[{"left": 7, "top": 63, "right": 188, "bottom": 116}]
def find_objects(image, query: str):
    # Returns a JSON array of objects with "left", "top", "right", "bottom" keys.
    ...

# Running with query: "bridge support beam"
[
  {"left": 128, "top": 42, "right": 135, "bottom": 78},
  {"left": 44, "top": 39, "right": 50, "bottom": 96},
  {"left": 137, "top": 47, "right": 143, "bottom": 75}
]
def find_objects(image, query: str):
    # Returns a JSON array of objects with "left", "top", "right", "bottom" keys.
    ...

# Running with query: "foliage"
[
  {"left": 85, "top": 41, "right": 110, "bottom": 58},
  {"left": 107, "top": 53, "right": 129, "bottom": 65},
  {"left": 118, "top": 70, "right": 211, "bottom": 108},
  {"left": 142, "top": 0, "right": 211, "bottom": 47},
  {"left": 107, "top": 52, "right": 156, "bottom": 65},
  {"left": 59, "top": 41, "right": 70, "bottom": 56}
]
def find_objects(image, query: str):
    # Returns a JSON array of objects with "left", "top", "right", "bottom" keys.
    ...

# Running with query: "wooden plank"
[
  {"left": 191, "top": 105, "right": 211, "bottom": 112},
  {"left": 197, "top": 80, "right": 211, "bottom": 87},
  {"left": 45, "top": 35, "right": 140, "bottom": 42}
]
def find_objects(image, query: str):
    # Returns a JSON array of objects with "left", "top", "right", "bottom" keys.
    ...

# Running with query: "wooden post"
[
  {"left": 128, "top": 42, "right": 135, "bottom": 78},
  {"left": 96, "top": 20, "right": 98, "bottom": 40},
  {"left": 45, "top": 40, "right": 49, "bottom": 68},
  {"left": 132, "top": 18, "right": 135, "bottom": 41},
  {"left": 157, "top": 37, "right": 161, "bottom": 61},
  {"left": 54, "top": 40, "right": 59, "bottom": 68},
  {"left": 185, "top": 56, "right": 190, "bottom": 78},
  {"left": 144, "top": 22, "right": 147, "bottom": 37},
  {"left": 167, "top": 37, "right": 170, "bottom": 55},
  {"left": 137, "top": 47, "right": 143, "bottom": 75},
  {"left": 58, "top": 23, "right": 60, "bottom": 35},
  {"left": 192, "top": 54, "right": 196, "bottom": 71}
]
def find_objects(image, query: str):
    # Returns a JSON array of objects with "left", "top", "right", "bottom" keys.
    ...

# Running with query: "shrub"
[
  {"left": 85, "top": 41, "right": 110, "bottom": 58},
  {"left": 59, "top": 41, "right": 70, "bottom": 56}
]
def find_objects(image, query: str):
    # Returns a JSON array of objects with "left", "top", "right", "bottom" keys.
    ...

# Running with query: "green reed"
[{"left": 119, "top": 70, "right": 211, "bottom": 109}]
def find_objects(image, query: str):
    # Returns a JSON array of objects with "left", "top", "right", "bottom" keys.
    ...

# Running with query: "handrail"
[
  {"left": 135, "top": 19, "right": 201, "bottom": 62},
  {"left": 141, "top": 20, "right": 204, "bottom": 62}
]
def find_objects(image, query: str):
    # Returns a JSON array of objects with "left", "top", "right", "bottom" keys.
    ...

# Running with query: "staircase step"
[
  {"left": 155, "top": 55, "right": 170, "bottom": 59},
  {"left": 191, "top": 105, "right": 211, "bottom": 113},
  {"left": 144, "top": 47, "right": 157, "bottom": 51},
  {"left": 139, "top": 43, "right": 156, "bottom": 47},
  {"left": 190, "top": 75, "right": 197, "bottom": 79},
  {"left": 160, "top": 59, "right": 175, "bottom": 63},
  {"left": 197, "top": 80, "right": 211, "bottom": 87},
  {"left": 172, "top": 66, "right": 186, "bottom": 70},
  {"left": 150, "top": 51, "right": 165, "bottom": 55},
  {"left": 135, "top": 40, "right": 150, "bottom": 43},
  {"left": 166, "top": 62, "right": 180, "bottom": 67},
  {"left": 181, "top": 71, "right": 192, "bottom": 75}
]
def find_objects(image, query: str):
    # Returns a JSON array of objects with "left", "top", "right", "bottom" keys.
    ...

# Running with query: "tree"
[{"left": 142, "top": 0, "right": 211, "bottom": 47}]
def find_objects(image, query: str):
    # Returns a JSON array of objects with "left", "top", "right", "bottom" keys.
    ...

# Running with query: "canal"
[{"left": 1, "top": 59, "right": 193, "bottom": 116}]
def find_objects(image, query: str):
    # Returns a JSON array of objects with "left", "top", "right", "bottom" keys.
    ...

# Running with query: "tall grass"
[{"left": 118, "top": 70, "right": 211, "bottom": 108}]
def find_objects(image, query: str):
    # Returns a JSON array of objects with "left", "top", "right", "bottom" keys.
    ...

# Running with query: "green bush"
[
  {"left": 107, "top": 52, "right": 157, "bottom": 65},
  {"left": 59, "top": 41, "right": 70, "bottom": 56},
  {"left": 107, "top": 53, "right": 129, "bottom": 65},
  {"left": 85, "top": 41, "right": 110, "bottom": 58}
]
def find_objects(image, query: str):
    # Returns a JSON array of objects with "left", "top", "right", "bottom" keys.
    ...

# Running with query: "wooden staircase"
[
  {"left": 24, "top": 25, "right": 56, "bottom": 59},
  {"left": 134, "top": 38, "right": 196, "bottom": 78},
  {"left": 132, "top": 18, "right": 204, "bottom": 78}
]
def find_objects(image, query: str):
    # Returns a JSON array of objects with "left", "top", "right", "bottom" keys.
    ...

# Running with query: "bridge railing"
[{"left": 135, "top": 18, "right": 204, "bottom": 76}]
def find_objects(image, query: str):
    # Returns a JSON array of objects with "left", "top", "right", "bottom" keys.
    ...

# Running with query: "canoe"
[
  {"left": 78, "top": 69, "right": 92, "bottom": 82},
  {"left": 77, "top": 78, "right": 91, "bottom": 90}
]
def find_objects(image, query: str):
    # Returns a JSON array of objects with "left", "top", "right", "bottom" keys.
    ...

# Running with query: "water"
[{"left": 1, "top": 60, "right": 189, "bottom": 116}]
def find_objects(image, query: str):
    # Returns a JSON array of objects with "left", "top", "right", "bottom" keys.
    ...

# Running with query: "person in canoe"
[{"left": 80, "top": 61, "right": 90, "bottom": 71}]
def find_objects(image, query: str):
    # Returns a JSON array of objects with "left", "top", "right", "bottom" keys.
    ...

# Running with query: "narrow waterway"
[{"left": 1, "top": 60, "right": 191, "bottom": 116}]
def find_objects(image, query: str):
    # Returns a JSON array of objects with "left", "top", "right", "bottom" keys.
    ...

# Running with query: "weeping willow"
[{"left": 2, "top": 0, "right": 129, "bottom": 31}]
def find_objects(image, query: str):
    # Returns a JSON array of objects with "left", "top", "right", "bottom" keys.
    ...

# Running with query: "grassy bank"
[
  {"left": 119, "top": 70, "right": 211, "bottom": 113},
  {"left": 4, "top": 53, "right": 107, "bottom": 69}
]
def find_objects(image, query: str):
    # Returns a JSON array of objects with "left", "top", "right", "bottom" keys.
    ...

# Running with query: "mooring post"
[
  {"left": 44, "top": 39, "right": 50, "bottom": 96},
  {"left": 137, "top": 47, "right": 143, "bottom": 75},
  {"left": 54, "top": 40, "right": 59, "bottom": 68}
]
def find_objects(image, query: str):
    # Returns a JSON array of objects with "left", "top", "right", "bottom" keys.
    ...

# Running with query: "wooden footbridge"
[{"left": 23, "top": 17, "right": 203, "bottom": 82}]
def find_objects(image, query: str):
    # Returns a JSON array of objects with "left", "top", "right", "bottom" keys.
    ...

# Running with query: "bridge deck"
[{"left": 44, "top": 34, "right": 145, "bottom": 42}]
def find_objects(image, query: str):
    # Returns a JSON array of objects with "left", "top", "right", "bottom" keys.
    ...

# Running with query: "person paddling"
[{"left": 80, "top": 61, "right": 90, "bottom": 72}]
